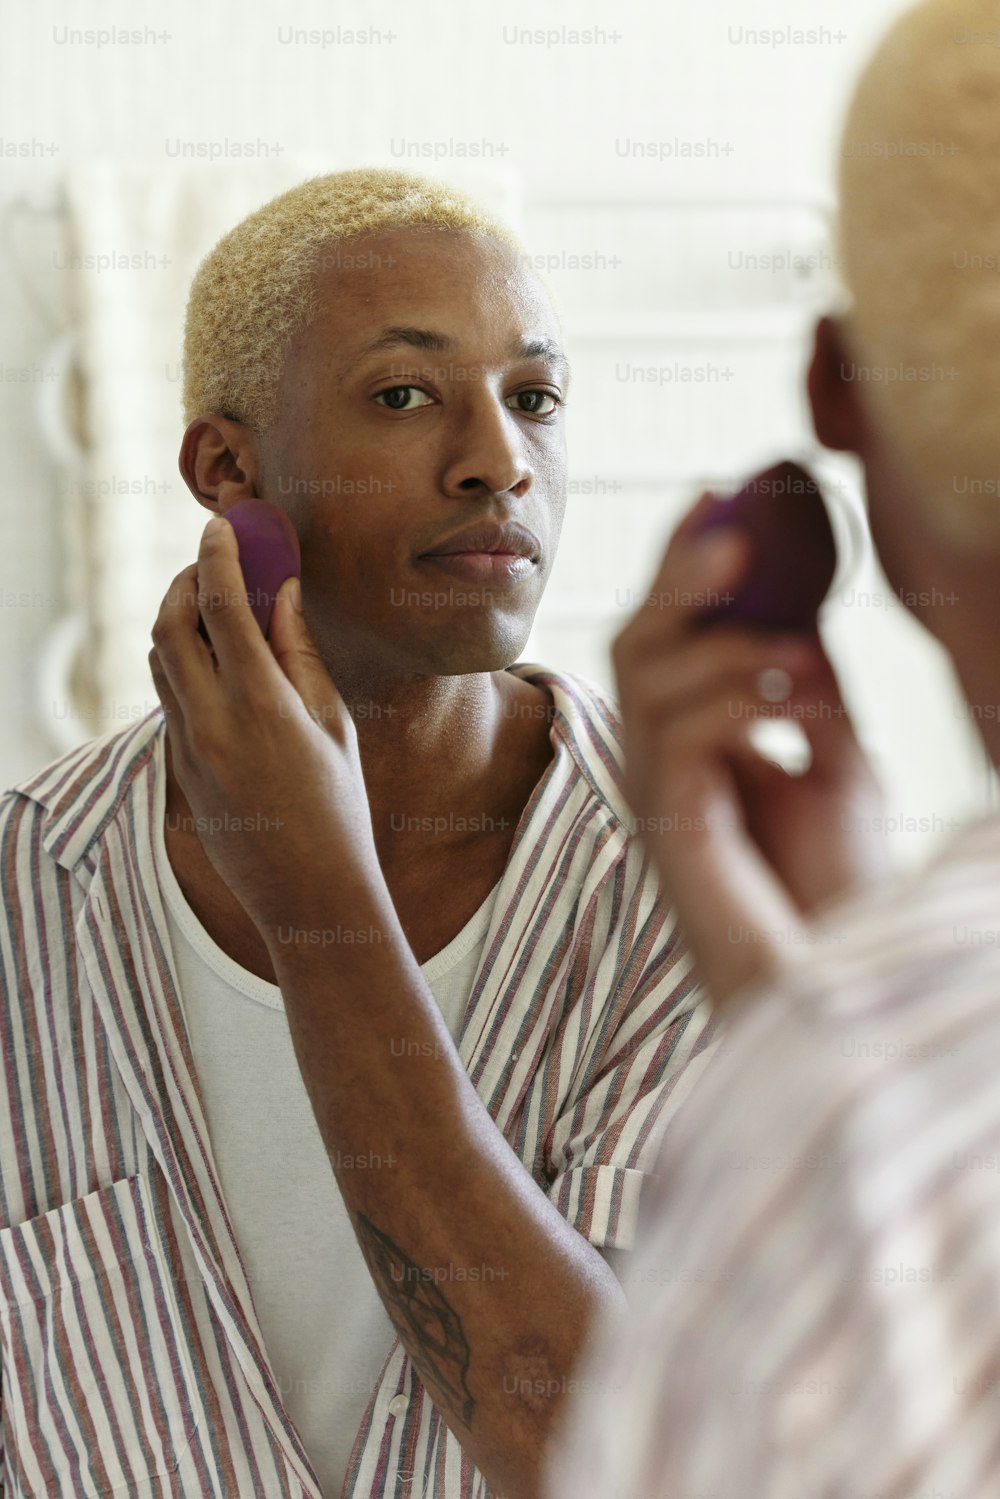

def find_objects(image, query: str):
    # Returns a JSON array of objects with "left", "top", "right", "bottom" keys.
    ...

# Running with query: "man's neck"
[
  {"left": 917, "top": 558, "right": 1000, "bottom": 783},
  {"left": 164, "top": 665, "right": 554, "bottom": 871},
  {"left": 347, "top": 666, "right": 542, "bottom": 846}
]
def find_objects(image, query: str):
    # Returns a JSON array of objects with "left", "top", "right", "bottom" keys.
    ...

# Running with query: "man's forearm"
[{"left": 266, "top": 862, "right": 625, "bottom": 1499}]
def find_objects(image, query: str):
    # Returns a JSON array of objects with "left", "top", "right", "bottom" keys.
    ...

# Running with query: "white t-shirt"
[{"left": 152, "top": 784, "right": 500, "bottom": 1498}]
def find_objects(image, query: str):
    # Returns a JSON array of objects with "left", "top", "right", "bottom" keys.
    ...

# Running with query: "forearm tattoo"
[{"left": 355, "top": 1212, "right": 477, "bottom": 1428}]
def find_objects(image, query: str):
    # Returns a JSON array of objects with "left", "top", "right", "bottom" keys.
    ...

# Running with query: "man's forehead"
[
  {"left": 313, "top": 223, "right": 537, "bottom": 303},
  {"left": 335, "top": 323, "right": 569, "bottom": 382},
  {"left": 297, "top": 228, "right": 563, "bottom": 375}
]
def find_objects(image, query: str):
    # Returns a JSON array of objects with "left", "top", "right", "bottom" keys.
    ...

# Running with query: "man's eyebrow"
[
  {"left": 340, "top": 326, "right": 459, "bottom": 379},
  {"left": 340, "top": 326, "right": 570, "bottom": 381},
  {"left": 517, "top": 337, "right": 570, "bottom": 380}
]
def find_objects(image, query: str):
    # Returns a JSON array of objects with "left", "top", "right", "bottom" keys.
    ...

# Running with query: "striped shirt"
[
  {"left": 546, "top": 805, "right": 1000, "bottom": 1499},
  {"left": 0, "top": 661, "right": 719, "bottom": 1499}
]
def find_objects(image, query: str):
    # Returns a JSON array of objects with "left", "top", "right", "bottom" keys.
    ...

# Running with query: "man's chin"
[
  {"left": 402, "top": 622, "right": 539, "bottom": 678},
  {"left": 307, "top": 606, "right": 539, "bottom": 683}
]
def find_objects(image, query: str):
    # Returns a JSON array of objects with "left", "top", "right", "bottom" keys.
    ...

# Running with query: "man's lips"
[
  {"left": 414, "top": 521, "right": 541, "bottom": 586},
  {"left": 416, "top": 551, "right": 536, "bottom": 584},
  {"left": 416, "top": 521, "right": 541, "bottom": 562},
  {"left": 428, "top": 547, "right": 522, "bottom": 556}
]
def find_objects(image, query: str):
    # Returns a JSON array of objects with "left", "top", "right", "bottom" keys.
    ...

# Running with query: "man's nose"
[{"left": 440, "top": 393, "right": 533, "bottom": 498}]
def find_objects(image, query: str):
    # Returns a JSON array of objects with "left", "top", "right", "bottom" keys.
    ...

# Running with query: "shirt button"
[{"left": 387, "top": 1394, "right": 409, "bottom": 1418}]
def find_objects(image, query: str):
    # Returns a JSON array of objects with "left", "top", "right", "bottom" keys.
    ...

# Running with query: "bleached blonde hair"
[
  {"left": 836, "top": 0, "right": 1000, "bottom": 550},
  {"left": 181, "top": 168, "right": 524, "bottom": 434}
]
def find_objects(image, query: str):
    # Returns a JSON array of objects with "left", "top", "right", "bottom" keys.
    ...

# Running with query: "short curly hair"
[
  {"left": 837, "top": 0, "right": 1000, "bottom": 549},
  {"left": 181, "top": 167, "right": 524, "bottom": 434}
]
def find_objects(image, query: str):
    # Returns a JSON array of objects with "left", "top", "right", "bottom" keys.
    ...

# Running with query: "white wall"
[{"left": 2, "top": 0, "right": 988, "bottom": 869}]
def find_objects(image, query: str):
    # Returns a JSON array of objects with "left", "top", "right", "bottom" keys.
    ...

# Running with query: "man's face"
[{"left": 254, "top": 225, "right": 569, "bottom": 679}]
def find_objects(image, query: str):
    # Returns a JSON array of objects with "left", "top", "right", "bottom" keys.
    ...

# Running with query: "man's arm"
[
  {"left": 267, "top": 872, "right": 627, "bottom": 1499},
  {"left": 144, "top": 523, "right": 706, "bottom": 1494},
  {"left": 598, "top": 1245, "right": 630, "bottom": 1281}
]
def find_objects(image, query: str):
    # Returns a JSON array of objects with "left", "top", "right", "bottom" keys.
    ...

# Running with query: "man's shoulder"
[
  {"left": 1, "top": 708, "right": 164, "bottom": 872},
  {"left": 787, "top": 807, "right": 1000, "bottom": 1024},
  {"left": 683, "top": 809, "right": 1000, "bottom": 1171}
]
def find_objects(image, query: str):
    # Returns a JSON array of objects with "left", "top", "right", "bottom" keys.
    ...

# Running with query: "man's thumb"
[
  {"left": 268, "top": 576, "right": 340, "bottom": 721},
  {"left": 279, "top": 575, "right": 302, "bottom": 615}
]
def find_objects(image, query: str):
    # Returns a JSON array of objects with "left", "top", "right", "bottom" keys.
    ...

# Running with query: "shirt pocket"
[{"left": 0, "top": 1171, "right": 203, "bottom": 1498}]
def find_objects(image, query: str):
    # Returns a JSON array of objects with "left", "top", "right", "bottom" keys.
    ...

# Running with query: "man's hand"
[
  {"left": 147, "top": 514, "right": 379, "bottom": 940},
  {"left": 612, "top": 494, "right": 890, "bottom": 1011}
]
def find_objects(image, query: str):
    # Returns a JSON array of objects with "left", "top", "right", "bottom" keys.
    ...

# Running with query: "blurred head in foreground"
[{"left": 810, "top": 0, "right": 1000, "bottom": 745}]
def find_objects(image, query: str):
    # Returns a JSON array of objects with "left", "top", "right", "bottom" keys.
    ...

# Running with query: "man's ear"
[
  {"left": 807, "top": 315, "right": 864, "bottom": 454},
  {"left": 178, "top": 415, "right": 260, "bottom": 512}
]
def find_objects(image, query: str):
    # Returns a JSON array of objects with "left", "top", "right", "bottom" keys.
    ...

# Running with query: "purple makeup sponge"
[
  {"left": 198, "top": 499, "right": 301, "bottom": 643},
  {"left": 688, "top": 460, "right": 837, "bottom": 632}
]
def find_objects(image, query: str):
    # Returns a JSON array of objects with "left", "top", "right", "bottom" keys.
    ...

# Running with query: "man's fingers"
[
  {"left": 195, "top": 516, "right": 276, "bottom": 679},
  {"left": 614, "top": 524, "right": 751, "bottom": 662},
  {"left": 147, "top": 644, "right": 184, "bottom": 728},
  {"left": 621, "top": 651, "right": 850, "bottom": 823},
  {"left": 147, "top": 644, "right": 200, "bottom": 788},
  {"left": 149, "top": 561, "right": 217, "bottom": 709},
  {"left": 617, "top": 630, "right": 823, "bottom": 747},
  {"left": 764, "top": 650, "right": 881, "bottom": 791},
  {"left": 635, "top": 681, "right": 801, "bottom": 765},
  {"left": 266, "top": 578, "right": 356, "bottom": 747},
  {"left": 624, "top": 675, "right": 796, "bottom": 812}
]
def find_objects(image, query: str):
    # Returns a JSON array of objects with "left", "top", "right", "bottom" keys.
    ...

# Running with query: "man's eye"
[
  {"left": 507, "top": 390, "right": 560, "bottom": 416},
  {"left": 374, "top": 385, "right": 434, "bottom": 410}
]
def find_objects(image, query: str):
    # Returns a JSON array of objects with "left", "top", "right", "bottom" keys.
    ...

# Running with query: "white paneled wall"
[{"left": 2, "top": 0, "right": 989, "bottom": 870}]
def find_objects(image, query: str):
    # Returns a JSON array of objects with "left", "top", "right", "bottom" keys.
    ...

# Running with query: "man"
[
  {"left": 0, "top": 170, "right": 720, "bottom": 1498},
  {"left": 545, "top": 2, "right": 1000, "bottom": 1495}
]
